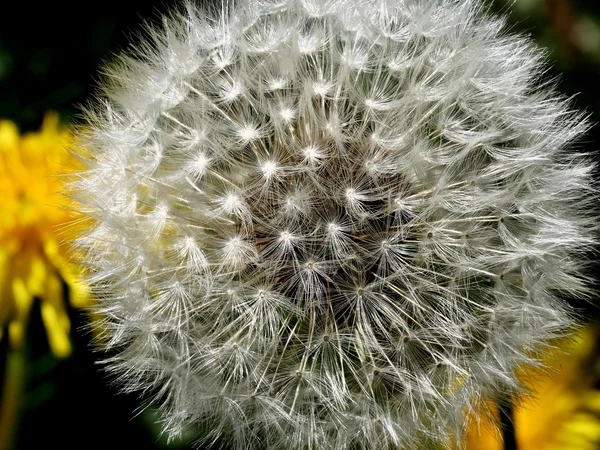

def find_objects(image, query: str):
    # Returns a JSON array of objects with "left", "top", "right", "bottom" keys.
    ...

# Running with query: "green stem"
[{"left": 0, "top": 349, "right": 26, "bottom": 450}]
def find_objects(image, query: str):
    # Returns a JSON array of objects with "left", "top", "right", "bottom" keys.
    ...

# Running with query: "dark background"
[{"left": 0, "top": 0, "right": 598, "bottom": 449}]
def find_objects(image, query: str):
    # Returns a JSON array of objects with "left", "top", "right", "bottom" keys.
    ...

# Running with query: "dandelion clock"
[{"left": 71, "top": 0, "right": 598, "bottom": 448}]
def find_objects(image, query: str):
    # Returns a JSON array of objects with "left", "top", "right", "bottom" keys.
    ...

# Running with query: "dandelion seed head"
[{"left": 73, "top": 0, "right": 598, "bottom": 448}]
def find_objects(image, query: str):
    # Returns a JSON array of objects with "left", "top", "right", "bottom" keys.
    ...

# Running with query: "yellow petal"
[
  {"left": 26, "top": 256, "right": 46, "bottom": 298},
  {"left": 43, "top": 239, "right": 91, "bottom": 308},
  {"left": 0, "top": 120, "right": 19, "bottom": 151},
  {"left": 41, "top": 272, "right": 72, "bottom": 358},
  {"left": 8, "top": 322, "right": 24, "bottom": 350},
  {"left": 583, "top": 391, "right": 600, "bottom": 412},
  {"left": 11, "top": 277, "right": 32, "bottom": 319},
  {"left": 565, "top": 413, "right": 600, "bottom": 440},
  {"left": 8, "top": 278, "right": 33, "bottom": 349},
  {"left": 66, "top": 276, "right": 91, "bottom": 308},
  {"left": 41, "top": 112, "right": 60, "bottom": 134},
  {"left": 43, "top": 238, "right": 60, "bottom": 260},
  {"left": 40, "top": 302, "right": 71, "bottom": 358}
]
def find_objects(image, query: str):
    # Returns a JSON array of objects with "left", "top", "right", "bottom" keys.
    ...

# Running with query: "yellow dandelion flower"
[
  {"left": 0, "top": 113, "right": 90, "bottom": 358},
  {"left": 465, "top": 326, "right": 600, "bottom": 450}
]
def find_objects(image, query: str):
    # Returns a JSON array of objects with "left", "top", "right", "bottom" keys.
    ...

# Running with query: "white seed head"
[{"left": 73, "top": 0, "right": 598, "bottom": 448}]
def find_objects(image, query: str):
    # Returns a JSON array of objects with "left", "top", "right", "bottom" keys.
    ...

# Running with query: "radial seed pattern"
[{"left": 74, "top": 0, "right": 597, "bottom": 448}]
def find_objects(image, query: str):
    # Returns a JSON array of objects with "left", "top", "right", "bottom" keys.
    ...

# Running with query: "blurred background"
[{"left": 0, "top": 0, "right": 599, "bottom": 449}]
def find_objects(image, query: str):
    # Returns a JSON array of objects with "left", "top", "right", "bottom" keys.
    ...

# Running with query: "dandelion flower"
[
  {"left": 0, "top": 113, "right": 90, "bottom": 358},
  {"left": 72, "top": 0, "right": 598, "bottom": 448},
  {"left": 465, "top": 326, "right": 600, "bottom": 450}
]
